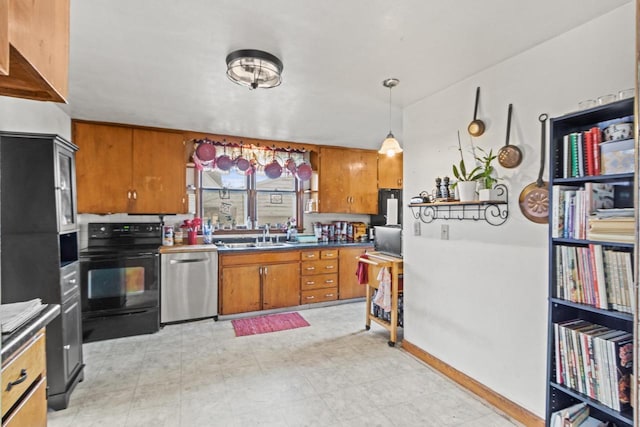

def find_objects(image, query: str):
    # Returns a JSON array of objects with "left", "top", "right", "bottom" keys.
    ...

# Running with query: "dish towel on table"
[
  {"left": 373, "top": 267, "right": 391, "bottom": 312},
  {"left": 356, "top": 254, "right": 369, "bottom": 285}
]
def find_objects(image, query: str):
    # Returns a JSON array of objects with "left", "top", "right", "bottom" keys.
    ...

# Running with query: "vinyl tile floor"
[{"left": 48, "top": 301, "right": 524, "bottom": 427}]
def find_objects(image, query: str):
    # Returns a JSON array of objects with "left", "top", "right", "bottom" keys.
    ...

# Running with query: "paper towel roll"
[{"left": 386, "top": 198, "right": 398, "bottom": 225}]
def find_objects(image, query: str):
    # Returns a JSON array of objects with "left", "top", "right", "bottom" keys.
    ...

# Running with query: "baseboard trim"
[{"left": 402, "top": 339, "right": 544, "bottom": 427}]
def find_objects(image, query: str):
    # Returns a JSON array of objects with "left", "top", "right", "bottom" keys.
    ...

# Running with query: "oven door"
[{"left": 80, "top": 252, "right": 159, "bottom": 315}]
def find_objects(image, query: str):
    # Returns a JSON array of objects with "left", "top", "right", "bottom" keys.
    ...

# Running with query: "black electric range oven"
[{"left": 79, "top": 222, "right": 161, "bottom": 342}]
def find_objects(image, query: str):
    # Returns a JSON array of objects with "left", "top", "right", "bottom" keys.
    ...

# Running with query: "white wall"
[
  {"left": 402, "top": 4, "right": 634, "bottom": 417},
  {"left": 0, "top": 96, "right": 71, "bottom": 138}
]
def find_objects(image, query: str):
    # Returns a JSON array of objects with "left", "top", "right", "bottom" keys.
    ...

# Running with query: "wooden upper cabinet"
[
  {"left": 74, "top": 122, "right": 133, "bottom": 214},
  {"left": 318, "top": 147, "right": 378, "bottom": 214},
  {"left": 73, "top": 121, "right": 186, "bottom": 214},
  {"left": 131, "top": 129, "right": 185, "bottom": 214},
  {"left": 0, "top": 0, "right": 8, "bottom": 76},
  {"left": 378, "top": 152, "right": 403, "bottom": 189},
  {"left": 0, "top": 0, "right": 69, "bottom": 102}
]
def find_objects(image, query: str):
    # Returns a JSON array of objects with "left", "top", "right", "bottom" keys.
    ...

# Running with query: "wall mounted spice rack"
[{"left": 408, "top": 184, "right": 509, "bottom": 226}]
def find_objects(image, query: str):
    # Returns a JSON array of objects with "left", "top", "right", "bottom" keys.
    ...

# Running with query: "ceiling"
[{"left": 66, "top": 0, "right": 631, "bottom": 149}]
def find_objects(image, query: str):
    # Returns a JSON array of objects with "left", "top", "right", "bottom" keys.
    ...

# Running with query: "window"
[{"left": 200, "top": 168, "right": 298, "bottom": 230}]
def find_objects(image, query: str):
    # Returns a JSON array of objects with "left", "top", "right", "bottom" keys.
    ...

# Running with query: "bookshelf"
[{"left": 546, "top": 97, "right": 635, "bottom": 426}]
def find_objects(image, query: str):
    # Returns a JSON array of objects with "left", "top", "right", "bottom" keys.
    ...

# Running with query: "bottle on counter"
[{"left": 162, "top": 226, "right": 174, "bottom": 246}]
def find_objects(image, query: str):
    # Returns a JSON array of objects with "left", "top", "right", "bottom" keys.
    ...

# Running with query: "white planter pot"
[
  {"left": 478, "top": 188, "right": 496, "bottom": 201},
  {"left": 457, "top": 181, "right": 477, "bottom": 202}
]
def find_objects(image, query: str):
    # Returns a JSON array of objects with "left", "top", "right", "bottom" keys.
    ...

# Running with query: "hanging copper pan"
[
  {"left": 467, "top": 87, "right": 485, "bottom": 137},
  {"left": 519, "top": 114, "right": 549, "bottom": 223},
  {"left": 497, "top": 103, "right": 522, "bottom": 168}
]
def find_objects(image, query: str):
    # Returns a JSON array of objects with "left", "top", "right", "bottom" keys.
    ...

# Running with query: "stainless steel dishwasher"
[{"left": 160, "top": 249, "right": 218, "bottom": 323}]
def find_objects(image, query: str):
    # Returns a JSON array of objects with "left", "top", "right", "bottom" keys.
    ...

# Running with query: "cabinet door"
[
  {"left": 318, "top": 147, "right": 349, "bottom": 213},
  {"left": 74, "top": 122, "right": 133, "bottom": 213},
  {"left": 220, "top": 265, "right": 261, "bottom": 315},
  {"left": 378, "top": 152, "right": 403, "bottom": 189},
  {"left": 62, "top": 293, "right": 82, "bottom": 383},
  {"left": 131, "top": 129, "right": 186, "bottom": 214},
  {"left": 262, "top": 262, "right": 300, "bottom": 310},
  {"left": 339, "top": 246, "right": 373, "bottom": 299},
  {"left": 348, "top": 150, "right": 378, "bottom": 213},
  {"left": 55, "top": 144, "right": 77, "bottom": 233}
]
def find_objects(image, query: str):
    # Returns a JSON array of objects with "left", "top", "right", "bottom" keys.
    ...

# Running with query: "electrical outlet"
[
  {"left": 413, "top": 221, "right": 421, "bottom": 236},
  {"left": 441, "top": 224, "right": 449, "bottom": 240}
]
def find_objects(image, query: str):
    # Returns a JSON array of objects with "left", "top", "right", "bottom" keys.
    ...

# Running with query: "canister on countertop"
[
  {"left": 351, "top": 222, "right": 368, "bottom": 242},
  {"left": 162, "top": 226, "right": 174, "bottom": 246},
  {"left": 174, "top": 228, "right": 184, "bottom": 245}
]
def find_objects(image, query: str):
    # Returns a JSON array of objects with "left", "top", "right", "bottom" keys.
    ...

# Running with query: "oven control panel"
[{"left": 87, "top": 223, "right": 162, "bottom": 244}]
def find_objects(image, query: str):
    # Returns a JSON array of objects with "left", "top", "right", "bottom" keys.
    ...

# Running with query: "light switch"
[
  {"left": 413, "top": 221, "right": 421, "bottom": 236},
  {"left": 441, "top": 224, "right": 449, "bottom": 240}
]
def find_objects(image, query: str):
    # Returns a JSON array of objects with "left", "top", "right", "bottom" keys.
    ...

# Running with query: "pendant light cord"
[{"left": 388, "top": 85, "right": 393, "bottom": 134}]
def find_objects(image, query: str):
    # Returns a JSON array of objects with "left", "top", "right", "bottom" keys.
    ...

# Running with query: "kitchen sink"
[{"left": 220, "top": 242, "right": 290, "bottom": 249}]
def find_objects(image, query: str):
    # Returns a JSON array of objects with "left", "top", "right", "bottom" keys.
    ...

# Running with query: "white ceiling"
[{"left": 66, "top": 0, "right": 631, "bottom": 149}]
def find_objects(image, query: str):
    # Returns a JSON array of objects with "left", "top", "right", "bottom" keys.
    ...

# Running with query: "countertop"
[
  {"left": 1, "top": 304, "right": 60, "bottom": 363},
  {"left": 159, "top": 240, "right": 374, "bottom": 254}
]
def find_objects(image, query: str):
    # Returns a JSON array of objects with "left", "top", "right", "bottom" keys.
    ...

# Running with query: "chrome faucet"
[{"left": 263, "top": 225, "right": 270, "bottom": 243}]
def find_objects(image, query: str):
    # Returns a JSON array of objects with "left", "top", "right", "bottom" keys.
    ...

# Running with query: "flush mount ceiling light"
[
  {"left": 379, "top": 78, "right": 403, "bottom": 157},
  {"left": 226, "top": 49, "right": 283, "bottom": 90}
]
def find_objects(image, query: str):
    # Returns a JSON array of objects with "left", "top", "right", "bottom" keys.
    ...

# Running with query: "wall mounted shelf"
[{"left": 408, "top": 184, "right": 509, "bottom": 226}]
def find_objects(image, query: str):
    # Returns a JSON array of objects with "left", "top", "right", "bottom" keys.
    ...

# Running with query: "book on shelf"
[
  {"left": 555, "top": 245, "right": 632, "bottom": 313},
  {"left": 554, "top": 320, "right": 633, "bottom": 412},
  {"left": 550, "top": 402, "right": 587, "bottom": 427},
  {"left": 561, "top": 127, "right": 608, "bottom": 178}
]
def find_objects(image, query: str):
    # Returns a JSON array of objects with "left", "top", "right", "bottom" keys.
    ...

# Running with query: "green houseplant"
[
  {"left": 474, "top": 147, "right": 501, "bottom": 201},
  {"left": 452, "top": 131, "right": 481, "bottom": 201}
]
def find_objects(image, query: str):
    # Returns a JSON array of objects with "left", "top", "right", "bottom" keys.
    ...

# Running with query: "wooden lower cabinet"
[
  {"left": 338, "top": 246, "right": 373, "bottom": 300},
  {"left": 219, "top": 251, "right": 300, "bottom": 315},
  {"left": 220, "top": 265, "right": 261, "bottom": 315},
  {"left": 2, "top": 329, "right": 47, "bottom": 427},
  {"left": 300, "top": 249, "right": 338, "bottom": 305},
  {"left": 262, "top": 263, "right": 300, "bottom": 310},
  {"left": 219, "top": 246, "right": 373, "bottom": 314}
]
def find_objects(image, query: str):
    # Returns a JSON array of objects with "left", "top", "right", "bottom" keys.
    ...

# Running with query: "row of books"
[
  {"left": 554, "top": 319, "right": 633, "bottom": 412},
  {"left": 555, "top": 245, "right": 634, "bottom": 313},
  {"left": 561, "top": 127, "right": 602, "bottom": 178},
  {"left": 550, "top": 402, "right": 606, "bottom": 427},
  {"left": 552, "top": 184, "right": 633, "bottom": 243}
]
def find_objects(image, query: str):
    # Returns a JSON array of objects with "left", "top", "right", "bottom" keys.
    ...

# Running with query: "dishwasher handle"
[{"left": 169, "top": 258, "right": 210, "bottom": 264}]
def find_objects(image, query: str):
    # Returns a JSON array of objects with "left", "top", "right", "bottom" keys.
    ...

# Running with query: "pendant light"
[
  {"left": 226, "top": 49, "right": 283, "bottom": 90},
  {"left": 379, "top": 78, "right": 403, "bottom": 157}
]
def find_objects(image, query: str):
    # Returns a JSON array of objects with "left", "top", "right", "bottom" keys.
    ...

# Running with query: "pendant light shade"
[
  {"left": 226, "top": 49, "right": 283, "bottom": 90},
  {"left": 379, "top": 78, "right": 402, "bottom": 157}
]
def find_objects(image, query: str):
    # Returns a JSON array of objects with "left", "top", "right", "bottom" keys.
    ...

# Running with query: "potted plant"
[
  {"left": 452, "top": 132, "right": 482, "bottom": 202},
  {"left": 474, "top": 147, "right": 501, "bottom": 201}
]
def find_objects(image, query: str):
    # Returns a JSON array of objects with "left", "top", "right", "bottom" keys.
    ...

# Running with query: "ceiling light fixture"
[
  {"left": 379, "top": 78, "right": 403, "bottom": 157},
  {"left": 225, "top": 49, "right": 283, "bottom": 90}
]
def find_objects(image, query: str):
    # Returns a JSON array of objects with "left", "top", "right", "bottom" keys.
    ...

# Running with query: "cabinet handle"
[
  {"left": 325, "top": 280, "right": 334, "bottom": 284},
  {"left": 6, "top": 369, "right": 28, "bottom": 391},
  {"left": 306, "top": 281, "right": 315, "bottom": 285},
  {"left": 127, "top": 190, "right": 132, "bottom": 199},
  {"left": 259, "top": 266, "right": 262, "bottom": 275},
  {"left": 305, "top": 254, "right": 316, "bottom": 258},
  {"left": 133, "top": 191, "right": 137, "bottom": 200},
  {"left": 325, "top": 265, "right": 335, "bottom": 269},
  {"left": 264, "top": 267, "right": 268, "bottom": 275},
  {"left": 325, "top": 293, "right": 334, "bottom": 297},
  {"left": 306, "top": 266, "right": 315, "bottom": 271},
  {"left": 305, "top": 296, "right": 315, "bottom": 300}
]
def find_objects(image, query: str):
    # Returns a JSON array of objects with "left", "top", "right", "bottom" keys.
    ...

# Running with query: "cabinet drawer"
[
  {"left": 301, "top": 287, "right": 338, "bottom": 304},
  {"left": 300, "top": 273, "right": 338, "bottom": 291},
  {"left": 3, "top": 377, "right": 47, "bottom": 427},
  {"left": 320, "top": 249, "right": 338, "bottom": 259},
  {"left": 301, "top": 259, "right": 338, "bottom": 276},
  {"left": 300, "top": 250, "right": 319, "bottom": 260},
  {"left": 2, "top": 331, "right": 45, "bottom": 416}
]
